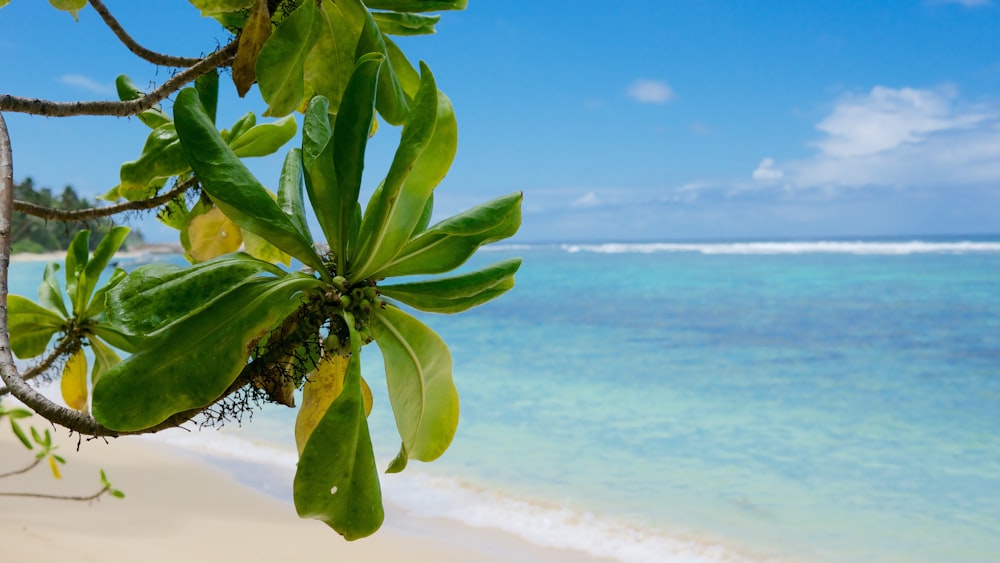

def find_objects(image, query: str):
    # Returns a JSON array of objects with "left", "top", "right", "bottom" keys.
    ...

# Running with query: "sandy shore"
[
  {"left": 0, "top": 430, "right": 609, "bottom": 563},
  {"left": 10, "top": 244, "right": 183, "bottom": 263}
]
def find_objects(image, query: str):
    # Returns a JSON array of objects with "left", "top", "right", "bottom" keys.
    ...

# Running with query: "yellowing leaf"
[
  {"left": 187, "top": 206, "right": 244, "bottom": 262},
  {"left": 48, "top": 0, "right": 86, "bottom": 20},
  {"left": 232, "top": 0, "right": 271, "bottom": 97},
  {"left": 61, "top": 348, "right": 88, "bottom": 413},
  {"left": 48, "top": 456, "right": 62, "bottom": 480},
  {"left": 361, "top": 376, "right": 373, "bottom": 417},
  {"left": 243, "top": 229, "right": 291, "bottom": 266},
  {"left": 295, "top": 354, "right": 349, "bottom": 455}
]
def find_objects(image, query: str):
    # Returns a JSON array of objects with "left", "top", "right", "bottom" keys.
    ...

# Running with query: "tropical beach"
[
  {"left": 0, "top": 430, "right": 609, "bottom": 563},
  {"left": 2, "top": 1, "right": 1000, "bottom": 562}
]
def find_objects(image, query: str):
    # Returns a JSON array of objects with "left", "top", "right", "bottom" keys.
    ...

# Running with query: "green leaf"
[
  {"left": 7, "top": 295, "right": 64, "bottom": 359},
  {"left": 10, "top": 420, "right": 32, "bottom": 449},
  {"left": 83, "top": 268, "right": 127, "bottom": 320},
  {"left": 380, "top": 258, "right": 521, "bottom": 314},
  {"left": 89, "top": 336, "right": 122, "bottom": 385},
  {"left": 88, "top": 324, "right": 138, "bottom": 354},
  {"left": 356, "top": 12, "right": 410, "bottom": 126},
  {"left": 195, "top": 69, "right": 220, "bottom": 124},
  {"left": 303, "top": 0, "right": 366, "bottom": 112},
  {"left": 243, "top": 229, "right": 291, "bottom": 266},
  {"left": 105, "top": 252, "right": 285, "bottom": 336},
  {"left": 48, "top": 0, "right": 86, "bottom": 20},
  {"left": 383, "top": 36, "right": 420, "bottom": 98},
  {"left": 115, "top": 75, "right": 170, "bottom": 128},
  {"left": 223, "top": 112, "right": 256, "bottom": 144},
  {"left": 38, "top": 262, "right": 68, "bottom": 317},
  {"left": 294, "top": 316, "right": 384, "bottom": 540},
  {"left": 187, "top": 0, "right": 252, "bottom": 16},
  {"left": 119, "top": 123, "right": 189, "bottom": 200},
  {"left": 81, "top": 226, "right": 130, "bottom": 314},
  {"left": 351, "top": 64, "right": 440, "bottom": 281},
  {"left": 228, "top": 115, "right": 297, "bottom": 158},
  {"left": 373, "top": 192, "right": 522, "bottom": 278},
  {"left": 173, "top": 88, "right": 329, "bottom": 278},
  {"left": 308, "top": 54, "right": 383, "bottom": 270},
  {"left": 277, "top": 149, "right": 312, "bottom": 243},
  {"left": 0, "top": 1, "right": 10, "bottom": 9},
  {"left": 371, "top": 305, "right": 458, "bottom": 464},
  {"left": 412, "top": 193, "right": 434, "bottom": 236},
  {"left": 373, "top": 12, "right": 439, "bottom": 36},
  {"left": 64, "top": 230, "right": 89, "bottom": 311},
  {"left": 92, "top": 274, "right": 323, "bottom": 431},
  {"left": 256, "top": 0, "right": 319, "bottom": 117},
  {"left": 157, "top": 197, "right": 190, "bottom": 231},
  {"left": 363, "top": 0, "right": 467, "bottom": 11},
  {"left": 301, "top": 97, "right": 332, "bottom": 171}
]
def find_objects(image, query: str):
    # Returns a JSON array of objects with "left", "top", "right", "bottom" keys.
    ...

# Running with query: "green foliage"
[
  {"left": 7, "top": 0, "right": 521, "bottom": 541},
  {"left": 7, "top": 228, "right": 136, "bottom": 412}
]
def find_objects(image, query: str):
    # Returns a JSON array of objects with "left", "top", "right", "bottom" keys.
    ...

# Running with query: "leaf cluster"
[{"left": 1, "top": 0, "right": 519, "bottom": 542}]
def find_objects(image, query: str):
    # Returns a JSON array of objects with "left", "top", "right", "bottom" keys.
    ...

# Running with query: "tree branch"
[
  {"left": 0, "top": 485, "right": 110, "bottom": 502},
  {"left": 0, "top": 456, "right": 41, "bottom": 478},
  {"left": 88, "top": 0, "right": 204, "bottom": 68},
  {"left": 0, "top": 41, "right": 237, "bottom": 118},
  {"left": 13, "top": 177, "right": 197, "bottom": 222},
  {"left": 0, "top": 336, "right": 80, "bottom": 397}
]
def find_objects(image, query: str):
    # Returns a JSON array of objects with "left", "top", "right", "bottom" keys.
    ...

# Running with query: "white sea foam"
[
  {"left": 380, "top": 472, "right": 755, "bottom": 563},
  {"left": 561, "top": 240, "right": 1000, "bottom": 255},
  {"left": 147, "top": 429, "right": 755, "bottom": 563}
]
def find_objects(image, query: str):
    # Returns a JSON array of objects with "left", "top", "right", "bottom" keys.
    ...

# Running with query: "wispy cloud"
[
  {"left": 59, "top": 74, "right": 113, "bottom": 95},
  {"left": 627, "top": 79, "right": 674, "bottom": 104},
  {"left": 571, "top": 191, "right": 602, "bottom": 208},
  {"left": 757, "top": 85, "right": 1000, "bottom": 189},
  {"left": 752, "top": 158, "right": 784, "bottom": 181}
]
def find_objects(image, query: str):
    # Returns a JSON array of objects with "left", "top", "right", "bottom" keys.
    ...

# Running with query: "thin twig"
[
  {"left": 0, "top": 41, "right": 237, "bottom": 118},
  {"left": 0, "top": 457, "right": 41, "bottom": 478},
  {"left": 13, "top": 177, "right": 197, "bottom": 222},
  {"left": 0, "top": 485, "right": 110, "bottom": 501},
  {"left": 0, "top": 336, "right": 79, "bottom": 397},
  {"left": 88, "top": 0, "right": 203, "bottom": 67}
]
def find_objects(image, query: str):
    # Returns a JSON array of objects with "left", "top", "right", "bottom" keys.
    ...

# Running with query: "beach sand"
[{"left": 0, "top": 430, "right": 609, "bottom": 562}]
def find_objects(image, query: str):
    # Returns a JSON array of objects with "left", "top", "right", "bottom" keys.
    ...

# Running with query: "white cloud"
[
  {"left": 59, "top": 74, "right": 113, "bottom": 95},
  {"left": 627, "top": 79, "right": 674, "bottom": 104},
  {"left": 766, "top": 85, "right": 1000, "bottom": 189},
  {"left": 752, "top": 158, "right": 784, "bottom": 181},
  {"left": 813, "top": 86, "right": 988, "bottom": 158},
  {"left": 571, "top": 191, "right": 602, "bottom": 208}
]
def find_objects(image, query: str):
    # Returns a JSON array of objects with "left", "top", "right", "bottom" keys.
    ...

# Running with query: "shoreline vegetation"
[{"left": 0, "top": 430, "right": 608, "bottom": 563}]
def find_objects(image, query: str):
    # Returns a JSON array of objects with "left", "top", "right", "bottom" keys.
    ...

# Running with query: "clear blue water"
[{"left": 8, "top": 239, "right": 1000, "bottom": 562}]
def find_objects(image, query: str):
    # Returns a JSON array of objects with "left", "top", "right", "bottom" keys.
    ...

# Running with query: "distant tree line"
[{"left": 11, "top": 178, "right": 142, "bottom": 253}]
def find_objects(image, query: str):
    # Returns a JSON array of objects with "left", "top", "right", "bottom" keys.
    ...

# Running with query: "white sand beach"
[{"left": 0, "top": 430, "right": 610, "bottom": 563}]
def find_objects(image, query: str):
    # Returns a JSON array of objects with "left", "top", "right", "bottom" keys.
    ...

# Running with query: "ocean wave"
[
  {"left": 147, "top": 430, "right": 754, "bottom": 563},
  {"left": 561, "top": 241, "right": 1000, "bottom": 255},
  {"left": 381, "top": 472, "right": 755, "bottom": 563}
]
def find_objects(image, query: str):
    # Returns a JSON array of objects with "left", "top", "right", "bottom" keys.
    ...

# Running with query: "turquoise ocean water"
[{"left": 8, "top": 237, "right": 1000, "bottom": 562}]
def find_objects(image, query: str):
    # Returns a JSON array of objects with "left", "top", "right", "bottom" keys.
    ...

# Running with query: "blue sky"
[{"left": 2, "top": 0, "right": 1000, "bottom": 242}]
